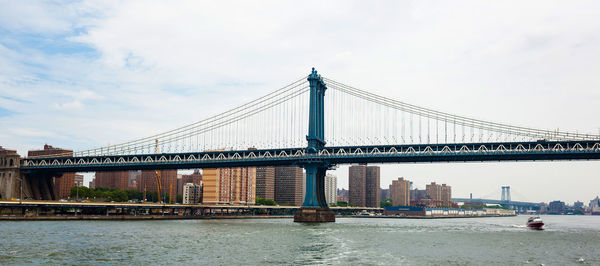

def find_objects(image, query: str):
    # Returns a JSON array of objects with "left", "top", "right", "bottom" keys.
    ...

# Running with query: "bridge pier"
[
  {"left": 294, "top": 164, "right": 335, "bottom": 222},
  {"left": 23, "top": 172, "right": 57, "bottom": 200}
]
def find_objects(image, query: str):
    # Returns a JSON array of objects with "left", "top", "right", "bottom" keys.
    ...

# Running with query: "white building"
[
  {"left": 183, "top": 182, "right": 202, "bottom": 204},
  {"left": 590, "top": 196, "right": 600, "bottom": 213},
  {"left": 325, "top": 174, "right": 337, "bottom": 206}
]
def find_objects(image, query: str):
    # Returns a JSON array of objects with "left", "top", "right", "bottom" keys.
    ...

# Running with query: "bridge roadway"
[
  {"left": 20, "top": 140, "right": 600, "bottom": 172},
  {"left": 0, "top": 200, "right": 382, "bottom": 212}
]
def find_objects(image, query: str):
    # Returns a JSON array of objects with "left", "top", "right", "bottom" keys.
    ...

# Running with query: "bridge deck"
[
  {"left": 0, "top": 201, "right": 383, "bottom": 211},
  {"left": 19, "top": 140, "right": 600, "bottom": 172}
]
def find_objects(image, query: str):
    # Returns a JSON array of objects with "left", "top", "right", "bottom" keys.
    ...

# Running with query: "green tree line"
[
  {"left": 255, "top": 197, "right": 277, "bottom": 206},
  {"left": 70, "top": 187, "right": 182, "bottom": 203}
]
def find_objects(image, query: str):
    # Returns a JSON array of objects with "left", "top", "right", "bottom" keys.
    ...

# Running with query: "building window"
[{"left": 9, "top": 159, "right": 13, "bottom": 167}]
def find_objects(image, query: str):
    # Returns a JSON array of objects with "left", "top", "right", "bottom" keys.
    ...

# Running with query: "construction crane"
[{"left": 155, "top": 139, "right": 163, "bottom": 203}]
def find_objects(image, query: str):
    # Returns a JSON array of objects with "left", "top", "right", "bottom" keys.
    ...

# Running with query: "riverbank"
[
  {"left": 351, "top": 214, "right": 516, "bottom": 219},
  {"left": 0, "top": 215, "right": 294, "bottom": 221},
  {"left": 0, "top": 214, "right": 518, "bottom": 221}
]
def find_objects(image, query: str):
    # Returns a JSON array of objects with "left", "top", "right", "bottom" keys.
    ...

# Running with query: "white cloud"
[
  {"left": 0, "top": 1, "right": 600, "bottom": 203},
  {"left": 54, "top": 100, "right": 83, "bottom": 110}
]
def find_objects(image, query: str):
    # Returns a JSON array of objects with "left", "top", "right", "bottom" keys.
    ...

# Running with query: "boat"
[{"left": 526, "top": 216, "right": 544, "bottom": 230}]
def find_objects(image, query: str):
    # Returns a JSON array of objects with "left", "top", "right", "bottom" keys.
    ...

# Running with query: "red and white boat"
[{"left": 526, "top": 216, "right": 544, "bottom": 230}]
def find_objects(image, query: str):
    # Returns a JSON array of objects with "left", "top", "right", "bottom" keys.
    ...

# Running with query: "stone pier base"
[{"left": 294, "top": 208, "right": 335, "bottom": 223}]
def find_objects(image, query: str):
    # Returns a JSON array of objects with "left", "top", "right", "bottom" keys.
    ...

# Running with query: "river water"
[{"left": 0, "top": 215, "right": 599, "bottom": 265}]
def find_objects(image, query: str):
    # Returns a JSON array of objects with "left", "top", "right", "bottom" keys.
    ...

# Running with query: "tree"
[
  {"left": 125, "top": 190, "right": 143, "bottom": 201},
  {"left": 108, "top": 190, "right": 128, "bottom": 202},
  {"left": 380, "top": 199, "right": 393, "bottom": 208},
  {"left": 256, "top": 197, "right": 277, "bottom": 206},
  {"left": 335, "top": 201, "right": 348, "bottom": 207}
]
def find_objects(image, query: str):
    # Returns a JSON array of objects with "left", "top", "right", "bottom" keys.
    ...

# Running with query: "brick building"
[
  {"left": 94, "top": 171, "right": 129, "bottom": 190},
  {"left": 256, "top": 166, "right": 275, "bottom": 200},
  {"left": 391, "top": 177, "right": 411, "bottom": 206},
  {"left": 274, "top": 166, "right": 303, "bottom": 206},
  {"left": 349, "top": 164, "right": 380, "bottom": 207},
  {"left": 28, "top": 145, "right": 74, "bottom": 199},
  {"left": 202, "top": 167, "right": 256, "bottom": 205},
  {"left": 138, "top": 170, "right": 178, "bottom": 202}
]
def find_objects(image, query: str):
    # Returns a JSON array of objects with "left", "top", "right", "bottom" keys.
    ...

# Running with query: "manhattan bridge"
[{"left": 20, "top": 68, "right": 600, "bottom": 222}]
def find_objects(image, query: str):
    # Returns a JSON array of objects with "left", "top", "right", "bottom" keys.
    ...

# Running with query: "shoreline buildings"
[
  {"left": 202, "top": 167, "right": 256, "bottom": 205},
  {"left": 390, "top": 177, "right": 410, "bottom": 206},
  {"left": 324, "top": 174, "right": 337, "bottom": 206},
  {"left": 256, "top": 166, "right": 275, "bottom": 200},
  {"left": 275, "top": 166, "right": 303, "bottom": 206},
  {"left": 183, "top": 182, "right": 202, "bottom": 204},
  {"left": 349, "top": 164, "right": 380, "bottom": 207}
]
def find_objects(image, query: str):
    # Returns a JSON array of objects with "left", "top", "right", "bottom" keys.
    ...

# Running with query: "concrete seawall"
[
  {"left": 351, "top": 214, "right": 516, "bottom": 219},
  {"left": 0, "top": 215, "right": 294, "bottom": 221}
]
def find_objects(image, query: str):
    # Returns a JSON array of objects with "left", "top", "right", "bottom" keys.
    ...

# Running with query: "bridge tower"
[
  {"left": 294, "top": 68, "right": 335, "bottom": 222},
  {"left": 501, "top": 186, "right": 511, "bottom": 202}
]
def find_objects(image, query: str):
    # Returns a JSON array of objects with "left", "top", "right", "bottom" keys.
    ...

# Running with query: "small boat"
[{"left": 527, "top": 216, "right": 544, "bottom": 230}]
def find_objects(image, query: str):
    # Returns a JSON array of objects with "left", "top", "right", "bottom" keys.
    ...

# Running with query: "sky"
[{"left": 1, "top": 1, "right": 599, "bottom": 204}]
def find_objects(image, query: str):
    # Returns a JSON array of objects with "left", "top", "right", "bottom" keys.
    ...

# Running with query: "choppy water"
[{"left": 0, "top": 215, "right": 599, "bottom": 265}]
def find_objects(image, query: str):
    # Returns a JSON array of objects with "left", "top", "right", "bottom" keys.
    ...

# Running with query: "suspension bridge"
[
  {"left": 453, "top": 186, "right": 543, "bottom": 213},
  {"left": 17, "top": 68, "right": 600, "bottom": 222}
]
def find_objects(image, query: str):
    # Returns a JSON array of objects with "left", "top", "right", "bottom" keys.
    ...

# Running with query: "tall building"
[
  {"left": 138, "top": 170, "right": 178, "bottom": 202},
  {"left": 256, "top": 166, "right": 275, "bottom": 200},
  {"left": 94, "top": 171, "right": 129, "bottom": 190},
  {"left": 202, "top": 167, "right": 256, "bottom": 205},
  {"left": 183, "top": 182, "right": 202, "bottom": 204},
  {"left": 365, "top": 166, "right": 380, "bottom": 207},
  {"left": 391, "top": 177, "right": 410, "bottom": 206},
  {"left": 28, "top": 145, "right": 74, "bottom": 199},
  {"left": 324, "top": 174, "right": 337, "bottom": 206},
  {"left": 349, "top": 165, "right": 366, "bottom": 207},
  {"left": 275, "top": 166, "right": 303, "bottom": 206},
  {"left": 441, "top": 184, "right": 452, "bottom": 207},
  {"left": 74, "top": 174, "right": 84, "bottom": 187},
  {"left": 426, "top": 182, "right": 442, "bottom": 206},
  {"left": 89, "top": 178, "right": 96, "bottom": 189},
  {"left": 348, "top": 165, "right": 380, "bottom": 207}
]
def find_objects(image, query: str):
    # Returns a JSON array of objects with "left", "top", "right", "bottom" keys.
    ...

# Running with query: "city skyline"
[{"left": 1, "top": 1, "right": 599, "bottom": 205}]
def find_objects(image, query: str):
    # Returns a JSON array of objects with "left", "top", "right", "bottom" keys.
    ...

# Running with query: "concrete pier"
[{"left": 293, "top": 208, "right": 335, "bottom": 222}]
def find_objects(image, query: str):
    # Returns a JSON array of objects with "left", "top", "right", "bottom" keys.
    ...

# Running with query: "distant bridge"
[{"left": 452, "top": 198, "right": 542, "bottom": 212}]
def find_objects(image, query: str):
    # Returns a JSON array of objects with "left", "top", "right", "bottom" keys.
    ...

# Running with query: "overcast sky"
[{"left": 1, "top": 1, "right": 599, "bottom": 204}]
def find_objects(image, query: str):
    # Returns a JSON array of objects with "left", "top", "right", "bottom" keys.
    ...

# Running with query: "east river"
[{"left": 0, "top": 215, "right": 599, "bottom": 265}]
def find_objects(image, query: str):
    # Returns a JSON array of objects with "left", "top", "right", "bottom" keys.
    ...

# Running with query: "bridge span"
[
  {"left": 4, "top": 68, "right": 600, "bottom": 222},
  {"left": 452, "top": 198, "right": 542, "bottom": 213}
]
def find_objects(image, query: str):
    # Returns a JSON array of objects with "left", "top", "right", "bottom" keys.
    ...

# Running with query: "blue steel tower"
[{"left": 294, "top": 68, "right": 335, "bottom": 222}]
